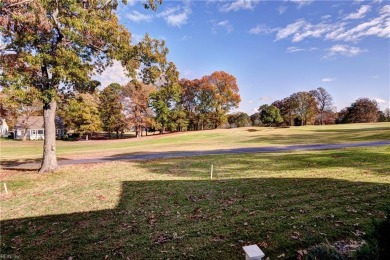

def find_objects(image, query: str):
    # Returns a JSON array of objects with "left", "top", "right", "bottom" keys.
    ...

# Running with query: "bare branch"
[
  {"left": 52, "top": 0, "right": 64, "bottom": 43},
  {"left": 6, "top": 0, "right": 34, "bottom": 8}
]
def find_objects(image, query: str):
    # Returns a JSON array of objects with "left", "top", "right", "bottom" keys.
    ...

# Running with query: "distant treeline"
[{"left": 228, "top": 88, "right": 389, "bottom": 128}]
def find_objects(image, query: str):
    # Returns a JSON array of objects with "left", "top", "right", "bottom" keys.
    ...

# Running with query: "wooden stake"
[
  {"left": 210, "top": 164, "right": 214, "bottom": 180},
  {"left": 3, "top": 183, "right": 8, "bottom": 194}
]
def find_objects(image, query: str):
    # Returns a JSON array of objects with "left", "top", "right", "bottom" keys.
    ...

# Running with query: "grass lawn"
[
  {"left": 1, "top": 122, "right": 390, "bottom": 165},
  {"left": 1, "top": 142, "right": 389, "bottom": 258}
]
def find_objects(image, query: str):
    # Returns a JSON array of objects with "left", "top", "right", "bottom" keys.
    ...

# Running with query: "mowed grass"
[
  {"left": 1, "top": 122, "right": 389, "bottom": 164},
  {"left": 1, "top": 145, "right": 389, "bottom": 259}
]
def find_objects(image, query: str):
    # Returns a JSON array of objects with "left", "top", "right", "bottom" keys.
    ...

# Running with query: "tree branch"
[
  {"left": 6, "top": 0, "right": 33, "bottom": 8},
  {"left": 52, "top": 0, "right": 64, "bottom": 43}
]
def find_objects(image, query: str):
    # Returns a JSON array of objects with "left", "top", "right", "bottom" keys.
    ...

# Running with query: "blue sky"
[{"left": 96, "top": 0, "right": 390, "bottom": 114}]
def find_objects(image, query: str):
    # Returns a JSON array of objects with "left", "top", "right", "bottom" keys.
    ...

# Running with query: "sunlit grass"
[{"left": 1, "top": 122, "right": 389, "bottom": 164}]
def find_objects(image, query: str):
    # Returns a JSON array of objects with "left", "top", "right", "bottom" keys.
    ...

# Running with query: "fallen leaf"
[{"left": 154, "top": 234, "right": 168, "bottom": 244}]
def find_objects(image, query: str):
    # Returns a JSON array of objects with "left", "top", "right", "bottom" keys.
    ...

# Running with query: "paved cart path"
[{"left": 2, "top": 140, "right": 390, "bottom": 170}]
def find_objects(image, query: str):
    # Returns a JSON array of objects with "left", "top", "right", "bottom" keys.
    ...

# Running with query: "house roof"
[
  {"left": 14, "top": 116, "right": 64, "bottom": 129},
  {"left": 15, "top": 116, "right": 44, "bottom": 129}
]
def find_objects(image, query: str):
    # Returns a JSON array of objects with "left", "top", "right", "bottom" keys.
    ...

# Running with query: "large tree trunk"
[
  {"left": 22, "top": 128, "right": 28, "bottom": 141},
  {"left": 39, "top": 100, "right": 59, "bottom": 173}
]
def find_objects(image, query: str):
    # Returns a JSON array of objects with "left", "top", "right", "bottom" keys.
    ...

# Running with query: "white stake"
[
  {"left": 210, "top": 164, "right": 214, "bottom": 180},
  {"left": 3, "top": 183, "right": 8, "bottom": 194}
]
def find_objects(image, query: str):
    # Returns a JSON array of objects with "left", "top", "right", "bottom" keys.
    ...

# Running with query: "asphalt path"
[{"left": 3, "top": 140, "right": 390, "bottom": 170}]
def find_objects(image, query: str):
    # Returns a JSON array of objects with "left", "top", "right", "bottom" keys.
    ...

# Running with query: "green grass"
[
  {"left": 1, "top": 145, "right": 389, "bottom": 259},
  {"left": 1, "top": 122, "right": 389, "bottom": 164}
]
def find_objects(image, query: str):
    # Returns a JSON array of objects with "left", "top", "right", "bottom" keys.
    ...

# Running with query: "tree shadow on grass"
[
  {"left": 0, "top": 157, "right": 71, "bottom": 170},
  {"left": 1, "top": 177, "right": 389, "bottom": 259}
]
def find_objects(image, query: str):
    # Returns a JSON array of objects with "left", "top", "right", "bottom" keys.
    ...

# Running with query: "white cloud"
[
  {"left": 259, "top": 96, "right": 273, "bottom": 102},
  {"left": 272, "top": 6, "right": 390, "bottom": 43},
  {"left": 125, "top": 11, "right": 153, "bottom": 23},
  {"left": 220, "top": 0, "right": 257, "bottom": 12},
  {"left": 275, "top": 19, "right": 306, "bottom": 41},
  {"left": 290, "top": 0, "right": 313, "bottom": 8},
  {"left": 325, "top": 7, "right": 390, "bottom": 42},
  {"left": 127, "top": 0, "right": 137, "bottom": 6},
  {"left": 278, "top": 5, "right": 288, "bottom": 15},
  {"left": 287, "top": 46, "right": 305, "bottom": 53},
  {"left": 321, "top": 15, "right": 332, "bottom": 20},
  {"left": 292, "top": 22, "right": 335, "bottom": 42},
  {"left": 322, "top": 77, "right": 336, "bottom": 82},
  {"left": 158, "top": 4, "right": 191, "bottom": 27},
  {"left": 344, "top": 5, "right": 371, "bottom": 20},
  {"left": 274, "top": 19, "right": 334, "bottom": 42},
  {"left": 211, "top": 19, "right": 233, "bottom": 33},
  {"left": 375, "top": 98, "right": 386, "bottom": 103},
  {"left": 249, "top": 24, "right": 275, "bottom": 34},
  {"left": 179, "top": 35, "right": 191, "bottom": 41},
  {"left": 218, "top": 20, "right": 228, "bottom": 26},
  {"left": 131, "top": 34, "right": 144, "bottom": 44},
  {"left": 179, "top": 69, "right": 193, "bottom": 77},
  {"left": 217, "top": 20, "right": 233, "bottom": 32},
  {"left": 324, "top": 44, "right": 366, "bottom": 58},
  {"left": 374, "top": 98, "right": 390, "bottom": 109},
  {"left": 93, "top": 61, "right": 131, "bottom": 89}
]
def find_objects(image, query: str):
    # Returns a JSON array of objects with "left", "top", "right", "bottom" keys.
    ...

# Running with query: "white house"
[
  {"left": 14, "top": 116, "right": 64, "bottom": 140},
  {"left": 0, "top": 118, "right": 9, "bottom": 137}
]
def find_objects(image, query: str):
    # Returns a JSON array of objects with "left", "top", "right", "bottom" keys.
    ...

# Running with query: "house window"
[
  {"left": 31, "top": 130, "right": 37, "bottom": 135},
  {"left": 38, "top": 130, "right": 44, "bottom": 134}
]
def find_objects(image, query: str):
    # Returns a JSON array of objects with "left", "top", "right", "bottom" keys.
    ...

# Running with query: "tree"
[
  {"left": 384, "top": 108, "right": 390, "bottom": 122},
  {"left": 378, "top": 110, "right": 387, "bottom": 122},
  {"left": 169, "top": 105, "right": 188, "bottom": 132},
  {"left": 99, "top": 83, "right": 126, "bottom": 138},
  {"left": 196, "top": 79, "right": 215, "bottom": 130},
  {"left": 272, "top": 97, "right": 298, "bottom": 126},
  {"left": 309, "top": 87, "right": 333, "bottom": 125},
  {"left": 149, "top": 63, "right": 181, "bottom": 134},
  {"left": 1, "top": 86, "right": 42, "bottom": 140},
  {"left": 122, "top": 80, "right": 154, "bottom": 137},
  {"left": 0, "top": 0, "right": 161, "bottom": 172},
  {"left": 179, "top": 78, "right": 201, "bottom": 130},
  {"left": 203, "top": 71, "right": 241, "bottom": 128},
  {"left": 337, "top": 98, "right": 379, "bottom": 123},
  {"left": 378, "top": 108, "right": 390, "bottom": 122},
  {"left": 250, "top": 112, "right": 262, "bottom": 126},
  {"left": 289, "top": 92, "right": 318, "bottom": 126},
  {"left": 320, "top": 109, "right": 337, "bottom": 125},
  {"left": 227, "top": 112, "right": 251, "bottom": 128},
  {"left": 60, "top": 93, "right": 101, "bottom": 139},
  {"left": 259, "top": 104, "right": 283, "bottom": 126}
]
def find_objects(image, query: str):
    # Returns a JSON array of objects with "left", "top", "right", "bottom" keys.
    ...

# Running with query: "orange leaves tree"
[
  {"left": 121, "top": 80, "right": 155, "bottom": 137},
  {"left": 204, "top": 71, "right": 241, "bottom": 128},
  {"left": 179, "top": 71, "right": 241, "bottom": 130}
]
